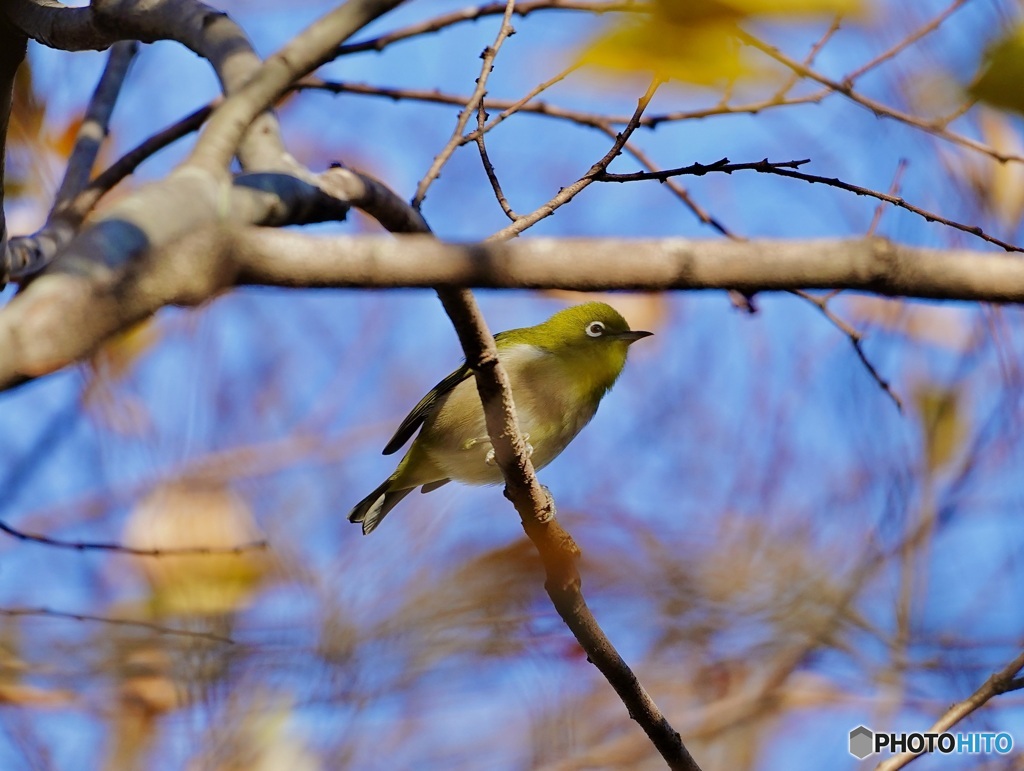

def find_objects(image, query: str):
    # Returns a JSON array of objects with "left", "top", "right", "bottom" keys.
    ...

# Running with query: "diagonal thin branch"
[
  {"left": 841, "top": 0, "right": 970, "bottom": 85},
  {"left": 771, "top": 12, "right": 841, "bottom": 100},
  {"left": 411, "top": 0, "right": 517, "bottom": 210},
  {"left": 490, "top": 77, "right": 661, "bottom": 240},
  {"left": 324, "top": 158, "right": 703, "bottom": 768},
  {"left": 5, "top": 41, "right": 137, "bottom": 282},
  {"left": 875, "top": 648, "right": 1024, "bottom": 770},
  {"left": 739, "top": 30, "right": 1024, "bottom": 165},
  {"left": 52, "top": 41, "right": 137, "bottom": 209},
  {"left": 7, "top": 102, "right": 213, "bottom": 281},
  {"left": 301, "top": 78, "right": 825, "bottom": 131},
  {"left": 461, "top": 63, "right": 581, "bottom": 146},
  {"left": 599, "top": 158, "right": 1024, "bottom": 254},
  {"left": 475, "top": 102, "right": 519, "bottom": 220},
  {"left": 596, "top": 142, "right": 900, "bottom": 407},
  {"left": 336, "top": 0, "right": 636, "bottom": 56},
  {"left": 792, "top": 289, "right": 902, "bottom": 410}
]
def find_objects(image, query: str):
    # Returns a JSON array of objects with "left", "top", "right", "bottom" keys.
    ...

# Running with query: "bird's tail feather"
[{"left": 348, "top": 480, "right": 413, "bottom": 535}]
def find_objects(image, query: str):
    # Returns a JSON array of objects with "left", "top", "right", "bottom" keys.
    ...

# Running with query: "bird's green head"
[{"left": 499, "top": 302, "right": 653, "bottom": 396}]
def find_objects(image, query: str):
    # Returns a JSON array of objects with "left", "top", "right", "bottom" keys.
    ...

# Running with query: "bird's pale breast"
[{"left": 418, "top": 344, "right": 598, "bottom": 484}]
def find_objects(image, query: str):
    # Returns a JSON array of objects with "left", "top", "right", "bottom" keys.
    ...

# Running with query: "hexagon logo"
[{"left": 849, "top": 725, "right": 874, "bottom": 759}]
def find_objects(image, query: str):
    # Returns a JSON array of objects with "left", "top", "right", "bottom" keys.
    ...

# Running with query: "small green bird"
[{"left": 348, "top": 302, "right": 652, "bottom": 534}]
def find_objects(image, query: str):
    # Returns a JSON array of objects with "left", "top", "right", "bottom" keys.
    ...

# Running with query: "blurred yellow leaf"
[
  {"left": 577, "top": 0, "right": 863, "bottom": 85},
  {"left": 123, "top": 481, "right": 269, "bottom": 616},
  {"left": 658, "top": 0, "right": 862, "bottom": 21},
  {"left": 970, "top": 26, "right": 1024, "bottom": 115},
  {"left": 579, "top": 15, "right": 747, "bottom": 84},
  {"left": 913, "top": 384, "right": 966, "bottom": 473}
]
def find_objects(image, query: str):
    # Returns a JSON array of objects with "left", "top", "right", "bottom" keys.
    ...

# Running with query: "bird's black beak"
[{"left": 616, "top": 330, "right": 654, "bottom": 344}]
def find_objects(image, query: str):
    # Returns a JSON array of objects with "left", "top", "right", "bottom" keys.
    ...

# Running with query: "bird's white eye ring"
[{"left": 585, "top": 321, "right": 605, "bottom": 337}]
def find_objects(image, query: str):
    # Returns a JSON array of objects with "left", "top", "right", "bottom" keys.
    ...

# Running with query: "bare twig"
[
  {"left": 792, "top": 289, "right": 902, "bottom": 410},
  {"left": 868, "top": 160, "right": 909, "bottom": 236},
  {"left": 598, "top": 157, "right": 811, "bottom": 181},
  {"left": 475, "top": 102, "right": 519, "bottom": 220},
  {"left": 490, "top": 78, "right": 661, "bottom": 239},
  {"left": 600, "top": 158, "right": 1024, "bottom": 254},
  {"left": 336, "top": 0, "right": 637, "bottom": 56},
  {"left": 0, "top": 606, "right": 236, "bottom": 645},
  {"left": 52, "top": 41, "right": 137, "bottom": 209},
  {"left": 598, "top": 146, "right": 899, "bottom": 403},
  {"left": 772, "top": 13, "right": 842, "bottom": 100},
  {"left": 787, "top": 161, "right": 912, "bottom": 409},
  {"left": 0, "top": 518, "right": 267, "bottom": 556},
  {"left": 411, "top": 0, "right": 517, "bottom": 210},
  {"left": 600, "top": 130, "right": 753, "bottom": 309},
  {"left": 461, "top": 63, "right": 580, "bottom": 145},
  {"left": 841, "top": 0, "right": 970, "bottom": 85},
  {"left": 739, "top": 31, "right": 1024, "bottom": 165},
  {"left": 6, "top": 42, "right": 138, "bottom": 280},
  {"left": 614, "top": 137, "right": 734, "bottom": 237},
  {"left": 875, "top": 648, "right": 1024, "bottom": 770},
  {"left": 302, "top": 78, "right": 824, "bottom": 131},
  {"left": 750, "top": 163, "right": 1022, "bottom": 254}
]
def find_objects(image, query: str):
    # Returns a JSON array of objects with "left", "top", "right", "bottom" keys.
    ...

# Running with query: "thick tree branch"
[
  {"left": 220, "top": 233, "right": 1024, "bottom": 301},
  {"left": 3, "top": 0, "right": 342, "bottom": 287},
  {"left": 5, "top": 102, "right": 213, "bottom": 281},
  {"left": 3, "top": 0, "right": 111, "bottom": 52},
  {"left": 5, "top": 232, "right": 1024, "bottom": 388},
  {"left": 5, "top": 0, "right": 406, "bottom": 314}
]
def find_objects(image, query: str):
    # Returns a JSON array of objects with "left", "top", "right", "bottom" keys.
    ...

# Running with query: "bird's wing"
[{"left": 382, "top": 363, "right": 473, "bottom": 455}]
